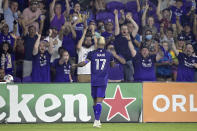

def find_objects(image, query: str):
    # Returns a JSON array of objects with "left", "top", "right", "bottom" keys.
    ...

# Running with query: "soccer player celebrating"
[
  {"left": 172, "top": 42, "right": 197, "bottom": 81},
  {"left": 73, "top": 36, "right": 119, "bottom": 128}
]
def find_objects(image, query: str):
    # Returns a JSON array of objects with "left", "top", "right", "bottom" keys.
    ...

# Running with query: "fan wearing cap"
[
  {"left": 128, "top": 34, "right": 163, "bottom": 82},
  {"left": 172, "top": 38, "right": 197, "bottom": 82},
  {"left": 31, "top": 31, "right": 53, "bottom": 82},
  {"left": 178, "top": 23, "right": 195, "bottom": 44},
  {"left": 72, "top": 36, "right": 115, "bottom": 128}
]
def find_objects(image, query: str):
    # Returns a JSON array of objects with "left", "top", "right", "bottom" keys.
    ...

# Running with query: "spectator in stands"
[
  {"left": 97, "top": 20, "right": 105, "bottom": 35},
  {"left": 157, "top": 0, "right": 174, "bottom": 33},
  {"left": 22, "top": 25, "right": 37, "bottom": 79},
  {"left": 160, "top": 28, "right": 175, "bottom": 49},
  {"left": 107, "top": 44, "right": 126, "bottom": 82},
  {"left": 171, "top": 34, "right": 186, "bottom": 81},
  {"left": 125, "top": 12, "right": 141, "bottom": 51},
  {"left": 76, "top": 27, "right": 97, "bottom": 82},
  {"left": 113, "top": 9, "right": 134, "bottom": 82},
  {"left": 0, "top": 41, "right": 14, "bottom": 75},
  {"left": 156, "top": 41, "right": 173, "bottom": 81},
  {"left": 0, "top": 23, "right": 15, "bottom": 47},
  {"left": 14, "top": 36, "right": 24, "bottom": 81},
  {"left": 50, "top": 0, "right": 70, "bottom": 31},
  {"left": 88, "top": 20, "right": 101, "bottom": 38},
  {"left": 128, "top": 34, "right": 163, "bottom": 82},
  {"left": 60, "top": 21, "right": 77, "bottom": 65},
  {"left": 3, "top": 0, "right": 20, "bottom": 36},
  {"left": 142, "top": 3, "right": 158, "bottom": 37},
  {"left": 142, "top": 29, "right": 159, "bottom": 55},
  {"left": 22, "top": 1, "right": 42, "bottom": 32},
  {"left": 70, "top": 3, "right": 84, "bottom": 23},
  {"left": 52, "top": 50, "right": 73, "bottom": 82},
  {"left": 178, "top": 23, "right": 196, "bottom": 44},
  {"left": 169, "top": 0, "right": 188, "bottom": 26},
  {"left": 0, "top": 68, "right": 5, "bottom": 82},
  {"left": 172, "top": 41, "right": 197, "bottom": 82},
  {"left": 45, "top": 27, "right": 62, "bottom": 63},
  {"left": 32, "top": 32, "right": 53, "bottom": 82}
]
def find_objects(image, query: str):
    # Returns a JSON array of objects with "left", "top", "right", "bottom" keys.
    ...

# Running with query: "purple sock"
[{"left": 94, "top": 103, "right": 102, "bottom": 120}]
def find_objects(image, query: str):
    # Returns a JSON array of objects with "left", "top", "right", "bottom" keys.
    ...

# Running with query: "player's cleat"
[{"left": 93, "top": 120, "right": 101, "bottom": 128}]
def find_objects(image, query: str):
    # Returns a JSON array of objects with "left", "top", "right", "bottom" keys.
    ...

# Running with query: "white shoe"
[{"left": 93, "top": 120, "right": 101, "bottom": 128}]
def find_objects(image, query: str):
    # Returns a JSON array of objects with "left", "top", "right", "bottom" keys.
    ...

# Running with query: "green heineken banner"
[{"left": 0, "top": 83, "right": 142, "bottom": 123}]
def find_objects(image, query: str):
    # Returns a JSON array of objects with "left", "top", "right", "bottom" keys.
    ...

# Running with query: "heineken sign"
[{"left": 0, "top": 83, "right": 142, "bottom": 123}]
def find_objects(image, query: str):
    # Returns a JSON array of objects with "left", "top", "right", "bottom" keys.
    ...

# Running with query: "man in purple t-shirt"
[
  {"left": 73, "top": 37, "right": 115, "bottom": 128},
  {"left": 32, "top": 31, "right": 53, "bottom": 82},
  {"left": 172, "top": 42, "right": 197, "bottom": 81},
  {"left": 127, "top": 34, "right": 163, "bottom": 82}
]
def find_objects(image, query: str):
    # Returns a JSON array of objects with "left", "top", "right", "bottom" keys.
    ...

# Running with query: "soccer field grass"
[{"left": 0, "top": 123, "right": 197, "bottom": 131}]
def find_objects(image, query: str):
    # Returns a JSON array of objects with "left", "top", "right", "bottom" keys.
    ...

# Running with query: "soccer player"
[
  {"left": 73, "top": 36, "right": 116, "bottom": 128},
  {"left": 172, "top": 42, "right": 197, "bottom": 81}
]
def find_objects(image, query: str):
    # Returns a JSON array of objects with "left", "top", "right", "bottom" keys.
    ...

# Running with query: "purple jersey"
[
  {"left": 50, "top": 14, "right": 65, "bottom": 31},
  {"left": 133, "top": 53, "right": 156, "bottom": 82},
  {"left": 53, "top": 58, "right": 71, "bottom": 82},
  {"left": 0, "top": 53, "right": 14, "bottom": 75},
  {"left": 177, "top": 52, "right": 197, "bottom": 82},
  {"left": 32, "top": 51, "right": 51, "bottom": 82},
  {"left": 0, "top": 33, "right": 15, "bottom": 47},
  {"left": 86, "top": 48, "right": 114, "bottom": 86}
]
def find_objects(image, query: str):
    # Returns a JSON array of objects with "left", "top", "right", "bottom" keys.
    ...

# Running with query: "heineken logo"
[
  {"left": 104, "top": 85, "right": 136, "bottom": 121},
  {"left": 0, "top": 84, "right": 141, "bottom": 123}
]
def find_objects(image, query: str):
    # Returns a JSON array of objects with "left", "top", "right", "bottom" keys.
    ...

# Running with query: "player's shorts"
[{"left": 91, "top": 85, "right": 107, "bottom": 98}]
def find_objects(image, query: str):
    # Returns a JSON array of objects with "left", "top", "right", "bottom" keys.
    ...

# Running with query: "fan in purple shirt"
[
  {"left": 73, "top": 37, "right": 115, "bottom": 128},
  {"left": 52, "top": 50, "right": 73, "bottom": 82},
  {"left": 0, "top": 41, "right": 14, "bottom": 75},
  {"left": 127, "top": 34, "right": 163, "bottom": 82},
  {"left": 32, "top": 31, "right": 53, "bottom": 82},
  {"left": 172, "top": 43, "right": 197, "bottom": 82}
]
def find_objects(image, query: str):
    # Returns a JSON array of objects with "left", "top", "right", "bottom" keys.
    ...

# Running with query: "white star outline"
[{"left": 103, "top": 85, "right": 136, "bottom": 121}]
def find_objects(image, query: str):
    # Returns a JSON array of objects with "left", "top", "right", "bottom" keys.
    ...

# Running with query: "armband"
[{"left": 85, "top": 60, "right": 89, "bottom": 64}]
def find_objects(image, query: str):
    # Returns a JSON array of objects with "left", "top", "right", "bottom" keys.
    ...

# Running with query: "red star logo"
[{"left": 103, "top": 85, "right": 136, "bottom": 121}]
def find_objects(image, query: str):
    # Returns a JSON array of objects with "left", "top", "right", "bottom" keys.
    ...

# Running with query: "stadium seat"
[
  {"left": 106, "top": 1, "right": 125, "bottom": 12},
  {"left": 125, "top": 1, "right": 138, "bottom": 13}
]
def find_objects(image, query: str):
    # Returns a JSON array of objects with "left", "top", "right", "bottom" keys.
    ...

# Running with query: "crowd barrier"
[{"left": 0, "top": 82, "right": 196, "bottom": 123}]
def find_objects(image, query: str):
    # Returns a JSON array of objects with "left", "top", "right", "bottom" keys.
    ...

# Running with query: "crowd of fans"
[{"left": 0, "top": 0, "right": 197, "bottom": 83}]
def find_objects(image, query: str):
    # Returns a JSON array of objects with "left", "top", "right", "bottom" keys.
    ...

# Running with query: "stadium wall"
[
  {"left": 0, "top": 82, "right": 197, "bottom": 123},
  {"left": 143, "top": 83, "right": 197, "bottom": 122},
  {"left": 0, "top": 83, "right": 142, "bottom": 123}
]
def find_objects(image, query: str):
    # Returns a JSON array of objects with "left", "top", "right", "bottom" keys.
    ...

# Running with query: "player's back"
[{"left": 87, "top": 48, "right": 113, "bottom": 86}]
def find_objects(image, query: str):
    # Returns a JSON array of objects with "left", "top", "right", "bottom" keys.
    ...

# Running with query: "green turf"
[{"left": 0, "top": 123, "right": 197, "bottom": 131}]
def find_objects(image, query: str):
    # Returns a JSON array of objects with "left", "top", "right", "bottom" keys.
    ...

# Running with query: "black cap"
[{"left": 177, "top": 34, "right": 185, "bottom": 41}]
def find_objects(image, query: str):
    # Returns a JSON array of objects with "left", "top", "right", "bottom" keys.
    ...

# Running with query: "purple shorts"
[{"left": 91, "top": 85, "right": 107, "bottom": 98}]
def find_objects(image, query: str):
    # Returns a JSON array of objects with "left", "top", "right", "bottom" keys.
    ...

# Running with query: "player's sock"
[
  {"left": 95, "top": 102, "right": 102, "bottom": 120},
  {"left": 93, "top": 105, "right": 96, "bottom": 118}
]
